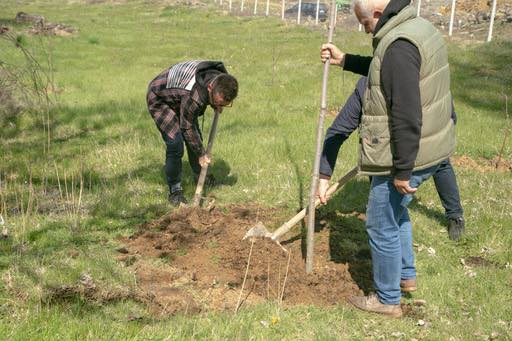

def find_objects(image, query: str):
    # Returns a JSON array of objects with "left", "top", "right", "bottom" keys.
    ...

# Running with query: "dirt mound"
[
  {"left": 457, "top": 0, "right": 508, "bottom": 13},
  {"left": 452, "top": 155, "right": 512, "bottom": 173},
  {"left": 119, "top": 205, "right": 362, "bottom": 315}
]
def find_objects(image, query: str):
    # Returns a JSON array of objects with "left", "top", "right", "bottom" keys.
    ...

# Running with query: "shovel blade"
[{"left": 242, "top": 221, "right": 272, "bottom": 240}]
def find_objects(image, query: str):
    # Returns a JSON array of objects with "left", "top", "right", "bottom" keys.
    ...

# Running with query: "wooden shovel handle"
[
  {"left": 192, "top": 110, "right": 221, "bottom": 207},
  {"left": 271, "top": 166, "right": 358, "bottom": 240}
]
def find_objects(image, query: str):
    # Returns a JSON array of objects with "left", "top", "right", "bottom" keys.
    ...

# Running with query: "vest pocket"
[{"left": 359, "top": 115, "right": 392, "bottom": 169}]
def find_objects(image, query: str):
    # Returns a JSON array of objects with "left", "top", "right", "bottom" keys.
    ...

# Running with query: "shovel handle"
[
  {"left": 192, "top": 110, "right": 221, "bottom": 207},
  {"left": 270, "top": 166, "right": 358, "bottom": 240}
]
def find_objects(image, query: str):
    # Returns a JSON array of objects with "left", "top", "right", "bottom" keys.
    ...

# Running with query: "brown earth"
[
  {"left": 118, "top": 205, "right": 364, "bottom": 316},
  {"left": 451, "top": 155, "right": 512, "bottom": 173}
]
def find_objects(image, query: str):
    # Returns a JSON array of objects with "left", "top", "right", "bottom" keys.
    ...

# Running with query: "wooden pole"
[
  {"left": 241, "top": 0, "right": 245, "bottom": 12},
  {"left": 254, "top": 0, "right": 258, "bottom": 15},
  {"left": 487, "top": 0, "right": 498, "bottom": 42},
  {"left": 297, "top": 0, "right": 302, "bottom": 24},
  {"left": 315, "top": 0, "right": 320, "bottom": 24},
  {"left": 416, "top": 0, "right": 422, "bottom": 17},
  {"left": 282, "top": 0, "right": 285, "bottom": 19},
  {"left": 229, "top": 0, "right": 232, "bottom": 12},
  {"left": 192, "top": 110, "right": 221, "bottom": 207},
  {"left": 265, "top": 0, "right": 270, "bottom": 16},
  {"left": 334, "top": 2, "right": 337, "bottom": 26},
  {"left": 448, "top": 0, "right": 456, "bottom": 36},
  {"left": 306, "top": 0, "right": 336, "bottom": 274}
]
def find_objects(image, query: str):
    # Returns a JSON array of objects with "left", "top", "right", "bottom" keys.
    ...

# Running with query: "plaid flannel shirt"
[{"left": 147, "top": 60, "right": 221, "bottom": 156}]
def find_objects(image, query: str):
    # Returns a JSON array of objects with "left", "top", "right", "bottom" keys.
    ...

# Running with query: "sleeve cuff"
[
  {"left": 393, "top": 168, "right": 412, "bottom": 181},
  {"left": 319, "top": 173, "right": 331, "bottom": 180}
]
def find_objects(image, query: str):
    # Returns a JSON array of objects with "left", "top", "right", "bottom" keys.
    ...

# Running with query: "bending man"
[{"left": 147, "top": 61, "right": 238, "bottom": 206}]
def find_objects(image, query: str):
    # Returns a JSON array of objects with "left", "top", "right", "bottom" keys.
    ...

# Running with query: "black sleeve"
[
  {"left": 319, "top": 77, "right": 366, "bottom": 178},
  {"left": 381, "top": 39, "right": 422, "bottom": 180},
  {"left": 343, "top": 54, "right": 372, "bottom": 76}
]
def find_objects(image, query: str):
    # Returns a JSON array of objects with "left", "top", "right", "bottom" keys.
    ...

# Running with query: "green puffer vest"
[{"left": 359, "top": 5, "right": 455, "bottom": 175}]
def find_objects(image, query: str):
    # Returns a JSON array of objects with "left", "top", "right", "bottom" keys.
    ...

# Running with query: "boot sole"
[{"left": 400, "top": 286, "right": 417, "bottom": 292}]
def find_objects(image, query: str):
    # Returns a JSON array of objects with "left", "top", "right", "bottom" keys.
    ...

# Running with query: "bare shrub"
[{"left": 0, "top": 27, "right": 56, "bottom": 149}]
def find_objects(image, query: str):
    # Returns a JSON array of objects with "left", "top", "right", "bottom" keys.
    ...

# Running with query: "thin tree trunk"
[{"left": 306, "top": 0, "right": 336, "bottom": 274}]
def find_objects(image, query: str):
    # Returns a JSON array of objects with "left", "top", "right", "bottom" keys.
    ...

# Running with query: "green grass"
[{"left": 1, "top": 0, "right": 511, "bottom": 339}]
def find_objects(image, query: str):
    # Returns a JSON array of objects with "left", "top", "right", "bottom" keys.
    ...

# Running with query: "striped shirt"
[{"left": 146, "top": 61, "right": 226, "bottom": 156}]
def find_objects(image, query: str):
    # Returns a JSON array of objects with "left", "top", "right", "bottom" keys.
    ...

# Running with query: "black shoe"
[
  {"left": 448, "top": 217, "right": 465, "bottom": 241},
  {"left": 168, "top": 190, "right": 187, "bottom": 207},
  {"left": 194, "top": 174, "right": 216, "bottom": 187}
]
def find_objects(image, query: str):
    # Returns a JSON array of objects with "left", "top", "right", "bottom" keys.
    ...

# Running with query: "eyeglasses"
[
  {"left": 209, "top": 89, "right": 234, "bottom": 109},
  {"left": 219, "top": 101, "right": 233, "bottom": 108}
]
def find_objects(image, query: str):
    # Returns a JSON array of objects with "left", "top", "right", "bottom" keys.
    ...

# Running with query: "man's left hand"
[{"left": 393, "top": 178, "right": 417, "bottom": 195}]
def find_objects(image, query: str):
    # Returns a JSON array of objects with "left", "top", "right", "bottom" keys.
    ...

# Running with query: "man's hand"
[
  {"left": 393, "top": 178, "right": 417, "bottom": 195},
  {"left": 317, "top": 178, "right": 330, "bottom": 204},
  {"left": 199, "top": 155, "right": 211, "bottom": 168},
  {"left": 321, "top": 43, "right": 345, "bottom": 67}
]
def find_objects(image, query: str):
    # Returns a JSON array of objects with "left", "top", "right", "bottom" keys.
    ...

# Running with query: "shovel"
[
  {"left": 192, "top": 109, "right": 220, "bottom": 207},
  {"left": 243, "top": 166, "right": 358, "bottom": 243}
]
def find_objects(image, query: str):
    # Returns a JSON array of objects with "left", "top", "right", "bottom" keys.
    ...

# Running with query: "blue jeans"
[{"left": 366, "top": 164, "right": 440, "bottom": 305}]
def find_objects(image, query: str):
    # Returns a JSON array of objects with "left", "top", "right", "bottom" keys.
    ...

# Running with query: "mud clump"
[
  {"left": 119, "top": 205, "right": 362, "bottom": 315},
  {"left": 44, "top": 273, "right": 135, "bottom": 306}
]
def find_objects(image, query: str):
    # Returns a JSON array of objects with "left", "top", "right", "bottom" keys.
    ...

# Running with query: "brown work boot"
[
  {"left": 400, "top": 278, "right": 417, "bottom": 292},
  {"left": 348, "top": 294, "right": 402, "bottom": 318}
]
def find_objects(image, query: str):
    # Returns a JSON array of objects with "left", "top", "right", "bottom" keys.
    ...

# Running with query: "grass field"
[{"left": 1, "top": 0, "right": 511, "bottom": 339}]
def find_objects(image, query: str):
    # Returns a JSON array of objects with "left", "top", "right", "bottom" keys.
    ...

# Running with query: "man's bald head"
[
  {"left": 351, "top": 0, "right": 390, "bottom": 33},
  {"left": 351, "top": 0, "right": 389, "bottom": 15}
]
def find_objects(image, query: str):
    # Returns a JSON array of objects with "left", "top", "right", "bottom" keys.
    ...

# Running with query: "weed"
[
  {"left": 210, "top": 254, "right": 221, "bottom": 264},
  {"left": 87, "top": 36, "right": 99, "bottom": 45}
]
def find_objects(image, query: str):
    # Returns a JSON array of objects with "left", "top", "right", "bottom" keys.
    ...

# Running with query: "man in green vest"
[{"left": 320, "top": 0, "right": 455, "bottom": 317}]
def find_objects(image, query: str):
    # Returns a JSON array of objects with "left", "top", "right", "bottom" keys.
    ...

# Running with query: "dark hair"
[{"left": 212, "top": 74, "right": 238, "bottom": 102}]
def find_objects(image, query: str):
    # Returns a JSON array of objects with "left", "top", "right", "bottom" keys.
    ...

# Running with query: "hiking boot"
[
  {"left": 168, "top": 190, "right": 187, "bottom": 207},
  {"left": 348, "top": 294, "right": 402, "bottom": 318},
  {"left": 448, "top": 216, "right": 465, "bottom": 241},
  {"left": 400, "top": 278, "right": 417, "bottom": 292}
]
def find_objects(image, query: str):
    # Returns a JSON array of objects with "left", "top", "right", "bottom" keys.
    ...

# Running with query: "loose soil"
[
  {"left": 452, "top": 155, "right": 512, "bottom": 173},
  {"left": 118, "top": 205, "right": 363, "bottom": 315},
  {"left": 464, "top": 256, "right": 505, "bottom": 269}
]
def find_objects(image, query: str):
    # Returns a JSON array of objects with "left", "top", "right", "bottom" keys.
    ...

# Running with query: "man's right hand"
[
  {"left": 317, "top": 178, "right": 330, "bottom": 204},
  {"left": 321, "top": 43, "right": 345, "bottom": 67},
  {"left": 199, "top": 155, "right": 211, "bottom": 168}
]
